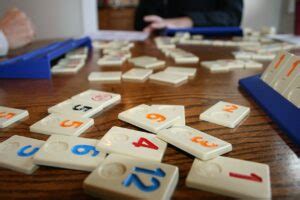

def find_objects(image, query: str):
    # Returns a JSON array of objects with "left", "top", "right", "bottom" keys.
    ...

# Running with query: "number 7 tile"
[{"left": 97, "top": 126, "right": 167, "bottom": 162}]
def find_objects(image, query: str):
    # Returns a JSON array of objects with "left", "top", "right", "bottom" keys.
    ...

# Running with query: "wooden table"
[{"left": 0, "top": 39, "right": 299, "bottom": 199}]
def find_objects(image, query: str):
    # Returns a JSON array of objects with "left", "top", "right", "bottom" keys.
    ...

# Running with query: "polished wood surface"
[{"left": 0, "top": 39, "right": 299, "bottom": 199}]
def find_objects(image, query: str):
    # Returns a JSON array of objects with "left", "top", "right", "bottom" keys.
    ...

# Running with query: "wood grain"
[{"left": 0, "top": 39, "right": 299, "bottom": 199}]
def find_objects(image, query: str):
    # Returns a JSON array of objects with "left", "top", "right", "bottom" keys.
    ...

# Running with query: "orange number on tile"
[
  {"left": 60, "top": 120, "right": 83, "bottom": 128},
  {"left": 146, "top": 113, "right": 166, "bottom": 122},
  {"left": 132, "top": 137, "right": 158, "bottom": 150},
  {"left": 286, "top": 60, "right": 300, "bottom": 77},
  {"left": 274, "top": 54, "right": 285, "bottom": 69},
  {"left": 0, "top": 112, "right": 16, "bottom": 119},
  {"left": 223, "top": 105, "right": 238, "bottom": 113},
  {"left": 191, "top": 136, "right": 218, "bottom": 148}
]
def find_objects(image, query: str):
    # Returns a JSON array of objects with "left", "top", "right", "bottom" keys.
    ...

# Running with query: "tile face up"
[
  {"left": 97, "top": 126, "right": 167, "bottom": 162},
  {"left": 83, "top": 154, "right": 179, "bottom": 200},
  {"left": 30, "top": 113, "right": 94, "bottom": 136},
  {"left": 48, "top": 99, "right": 103, "bottom": 118},
  {"left": 71, "top": 89, "right": 121, "bottom": 109},
  {"left": 118, "top": 104, "right": 181, "bottom": 133},
  {"left": 261, "top": 51, "right": 293, "bottom": 84},
  {"left": 0, "top": 106, "right": 28, "bottom": 128},
  {"left": 33, "top": 135, "right": 107, "bottom": 171},
  {"left": 0, "top": 135, "right": 44, "bottom": 174},
  {"left": 186, "top": 157, "right": 271, "bottom": 199},
  {"left": 157, "top": 126, "right": 232, "bottom": 160},
  {"left": 199, "top": 101, "right": 250, "bottom": 128}
]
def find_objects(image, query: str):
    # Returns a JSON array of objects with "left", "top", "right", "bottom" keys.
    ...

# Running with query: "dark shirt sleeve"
[
  {"left": 185, "top": 0, "right": 243, "bottom": 27},
  {"left": 134, "top": 0, "right": 163, "bottom": 31}
]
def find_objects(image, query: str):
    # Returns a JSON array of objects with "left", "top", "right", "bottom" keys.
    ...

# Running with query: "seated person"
[
  {"left": 135, "top": 0, "right": 243, "bottom": 33},
  {"left": 0, "top": 8, "right": 35, "bottom": 56}
]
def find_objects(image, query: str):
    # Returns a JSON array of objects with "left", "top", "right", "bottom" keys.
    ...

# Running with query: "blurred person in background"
[
  {"left": 0, "top": 8, "right": 35, "bottom": 56},
  {"left": 135, "top": 0, "right": 243, "bottom": 33}
]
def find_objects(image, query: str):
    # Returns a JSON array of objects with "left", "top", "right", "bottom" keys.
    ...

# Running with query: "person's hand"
[
  {"left": 0, "top": 8, "right": 35, "bottom": 49},
  {"left": 143, "top": 15, "right": 193, "bottom": 33}
]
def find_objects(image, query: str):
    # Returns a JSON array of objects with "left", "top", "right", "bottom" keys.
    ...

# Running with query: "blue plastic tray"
[
  {"left": 163, "top": 27, "right": 243, "bottom": 37},
  {"left": 0, "top": 37, "right": 92, "bottom": 79},
  {"left": 239, "top": 75, "right": 300, "bottom": 146}
]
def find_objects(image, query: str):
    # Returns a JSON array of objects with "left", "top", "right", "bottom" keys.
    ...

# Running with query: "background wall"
[
  {"left": 242, "top": 0, "right": 295, "bottom": 33},
  {"left": 0, "top": 0, "right": 296, "bottom": 39},
  {"left": 0, "top": 0, "right": 98, "bottom": 39}
]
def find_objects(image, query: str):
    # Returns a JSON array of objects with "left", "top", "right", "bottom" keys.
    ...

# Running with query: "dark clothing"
[{"left": 135, "top": 0, "right": 243, "bottom": 31}]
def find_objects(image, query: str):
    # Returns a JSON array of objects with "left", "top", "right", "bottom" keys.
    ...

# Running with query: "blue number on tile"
[
  {"left": 71, "top": 145, "right": 99, "bottom": 157},
  {"left": 17, "top": 145, "right": 40, "bottom": 157},
  {"left": 122, "top": 167, "right": 165, "bottom": 192}
]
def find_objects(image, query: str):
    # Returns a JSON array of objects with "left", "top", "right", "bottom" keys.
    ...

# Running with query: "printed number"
[
  {"left": 274, "top": 54, "right": 285, "bottom": 69},
  {"left": 123, "top": 167, "right": 165, "bottom": 192},
  {"left": 0, "top": 112, "right": 16, "bottom": 119},
  {"left": 229, "top": 172, "right": 263, "bottom": 183},
  {"left": 17, "top": 145, "right": 40, "bottom": 157},
  {"left": 71, "top": 144, "right": 99, "bottom": 157},
  {"left": 191, "top": 136, "right": 218, "bottom": 148},
  {"left": 60, "top": 120, "right": 83, "bottom": 128},
  {"left": 91, "top": 93, "right": 112, "bottom": 101},
  {"left": 286, "top": 60, "right": 300, "bottom": 77},
  {"left": 73, "top": 105, "right": 92, "bottom": 112},
  {"left": 146, "top": 113, "right": 166, "bottom": 122},
  {"left": 132, "top": 137, "right": 158, "bottom": 150},
  {"left": 222, "top": 104, "right": 238, "bottom": 113}
]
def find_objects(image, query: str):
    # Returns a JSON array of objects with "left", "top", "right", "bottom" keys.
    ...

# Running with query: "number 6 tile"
[
  {"left": 33, "top": 135, "right": 107, "bottom": 171},
  {"left": 97, "top": 126, "right": 167, "bottom": 162}
]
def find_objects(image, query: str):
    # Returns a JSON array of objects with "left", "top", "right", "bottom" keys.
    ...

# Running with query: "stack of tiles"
[
  {"left": 129, "top": 56, "right": 166, "bottom": 69},
  {"left": 96, "top": 40, "right": 134, "bottom": 66},
  {"left": 201, "top": 59, "right": 263, "bottom": 72},
  {"left": 51, "top": 47, "right": 88, "bottom": 74},
  {"left": 30, "top": 89, "right": 121, "bottom": 136},
  {"left": 233, "top": 51, "right": 276, "bottom": 61},
  {"left": 149, "top": 66, "right": 196, "bottom": 86},
  {"left": 0, "top": 106, "right": 29, "bottom": 128},
  {"left": 261, "top": 51, "right": 300, "bottom": 108},
  {"left": 161, "top": 48, "right": 199, "bottom": 64}
]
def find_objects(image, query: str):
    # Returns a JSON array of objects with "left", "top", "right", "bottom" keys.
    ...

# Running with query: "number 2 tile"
[{"left": 199, "top": 101, "right": 250, "bottom": 128}]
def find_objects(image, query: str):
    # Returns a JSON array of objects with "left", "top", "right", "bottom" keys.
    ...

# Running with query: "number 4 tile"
[
  {"left": 83, "top": 154, "right": 179, "bottom": 200},
  {"left": 33, "top": 135, "right": 107, "bottom": 171},
  {"left": 199, "top": 101, "right": 250, "bottom": 128},
  {"left": 0, "top": 135, "right": 44, "bottom": 174},
  {"left": 97, "top": 126, "right": 167, "bottom": 162},
  {"left": 186, "top": 156, "right": 271, "bottom": 199}
]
